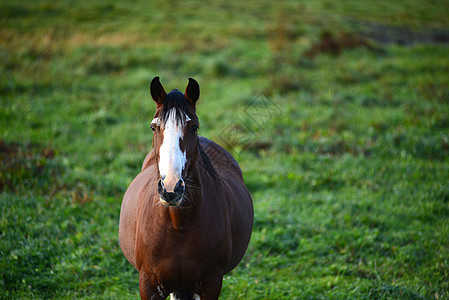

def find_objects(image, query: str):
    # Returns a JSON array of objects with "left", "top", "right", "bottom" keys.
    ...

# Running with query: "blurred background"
[{"left": 1, "top": 0, "right": 448, "bottom": 298}]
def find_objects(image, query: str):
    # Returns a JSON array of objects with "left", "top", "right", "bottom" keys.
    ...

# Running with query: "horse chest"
[
  {"left": 138, "top": 224, "right": 228, "bottom": 289},
  {"left": 142, "top": 218, "right": 229, "bottom": 262}
]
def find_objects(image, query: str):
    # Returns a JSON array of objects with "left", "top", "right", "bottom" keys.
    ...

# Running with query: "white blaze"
[
  {"left": 159, "top": 109, "right": 187, "bottom": 184},
  {"left": 151, "top": 117, "right": 160, "bottom": 126}
]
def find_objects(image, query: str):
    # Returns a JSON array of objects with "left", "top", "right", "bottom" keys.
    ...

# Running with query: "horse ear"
[
  {"left": 150, "top": 76, "right": 167, "bottom": 105},
  {"left": 185, "top": 78, "right": 200, "bottom": 105}
]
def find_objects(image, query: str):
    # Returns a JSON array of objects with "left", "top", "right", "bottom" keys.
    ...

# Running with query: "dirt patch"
[
  {"left": 305, "top": 30, "right": 380, "bottom": 58},
  {"left": 304, "top": 22, "right": 449, "bottom": 58},
  {"left": 354, "top": 21, "right": 449, "bottom": 45}
]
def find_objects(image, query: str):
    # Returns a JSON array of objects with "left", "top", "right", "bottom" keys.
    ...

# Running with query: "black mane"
[{"left": 199, "top": 143, "right": 219, "bottom": 181}]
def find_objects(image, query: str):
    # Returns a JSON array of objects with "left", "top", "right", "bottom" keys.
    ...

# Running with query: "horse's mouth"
[{"left": 160, "top": 197, "right": 182, "bottom": 207}]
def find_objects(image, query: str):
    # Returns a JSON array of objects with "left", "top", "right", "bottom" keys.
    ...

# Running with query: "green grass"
[{"left": 1, "top": 0, "right": 449, "bottom": 298}]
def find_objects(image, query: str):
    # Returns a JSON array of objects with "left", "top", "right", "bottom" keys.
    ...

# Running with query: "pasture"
[{"left": 1, "top": 0, "right": 449, "bottom": 298}]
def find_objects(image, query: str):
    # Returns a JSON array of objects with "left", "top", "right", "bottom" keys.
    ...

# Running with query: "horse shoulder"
[
  {"left": 141, "top": 149, "right": 156, "bottom": 171},
  {"left": 119, "top": 163, "right": 158, "bottom": 270}
]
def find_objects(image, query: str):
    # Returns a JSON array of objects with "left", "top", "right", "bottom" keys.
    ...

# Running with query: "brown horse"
[{"left": 119, "top": 77, "right": 254, "bottom": 299}]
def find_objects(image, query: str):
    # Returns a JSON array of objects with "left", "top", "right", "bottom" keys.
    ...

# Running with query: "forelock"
[{"left": 160, "top": 89, "right": 193, "bottom": 126}]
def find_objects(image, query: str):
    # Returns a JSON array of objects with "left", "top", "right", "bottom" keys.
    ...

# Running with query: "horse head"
[{"left": 149, "top": 77, "right": 200, "bottom": 207}]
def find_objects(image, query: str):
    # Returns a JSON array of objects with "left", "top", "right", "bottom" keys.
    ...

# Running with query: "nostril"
[
  {"left": 174, "top": 179, "right": 185, "bottom": 195},
  {"left": 158, "top": 179, "right": 165, "bottom": 195}
]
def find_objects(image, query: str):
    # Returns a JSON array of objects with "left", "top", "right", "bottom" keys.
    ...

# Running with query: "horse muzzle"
[{"left": 158, "top": 177, "right": 185, "bottom": 206}]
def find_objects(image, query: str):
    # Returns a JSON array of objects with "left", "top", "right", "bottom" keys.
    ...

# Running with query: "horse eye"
[
  {"left": 151, "top": 125, "right": 157, "bottom": 132},
  {"left": 191, "top": 125, "right": 199, "bottom": 133}
]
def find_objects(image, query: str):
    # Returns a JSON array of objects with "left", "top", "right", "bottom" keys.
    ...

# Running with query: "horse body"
[{"left": 119, "top": 77, "right": 253, "bottom": 299}]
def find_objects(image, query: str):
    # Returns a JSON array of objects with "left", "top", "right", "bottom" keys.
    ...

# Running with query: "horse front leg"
[
  {"left": 139, "top": 271, "right": 167, "bottom": 300},
  {"left": 197, "top": 274, "right": 223, "bottom": 300}
]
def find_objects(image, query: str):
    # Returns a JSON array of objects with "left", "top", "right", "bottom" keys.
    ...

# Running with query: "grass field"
[{"left": 1, "top": 0, "right": 449, "bottom": 299}]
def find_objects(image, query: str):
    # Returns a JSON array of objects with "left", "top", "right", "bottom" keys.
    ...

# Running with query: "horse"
[{"left": 119, "top": 77, "right": 254, "bottom": 300}]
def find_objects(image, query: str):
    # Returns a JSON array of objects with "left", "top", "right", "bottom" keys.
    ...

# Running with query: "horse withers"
[{"left": 119, "top": 77, "right": 254, "bottom": 299}]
